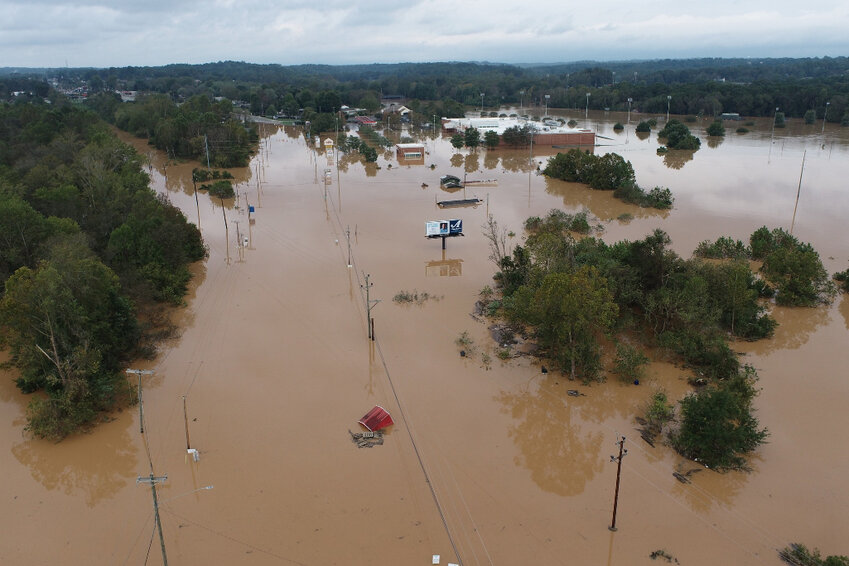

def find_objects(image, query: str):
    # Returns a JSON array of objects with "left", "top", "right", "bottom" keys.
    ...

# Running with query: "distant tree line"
[
  {"left": 8, "top": 57, "right": 848, "bottom": 130},
  {"left": 84, "top": 92, "right": 256, "bottom": 167},
  {"left": 0, "top": 100, "right": 205, "bottom": 439}
]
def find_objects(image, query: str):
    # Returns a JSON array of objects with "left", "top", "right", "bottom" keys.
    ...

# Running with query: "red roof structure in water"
[{"left": 358, "top": 405, "right": 394, "bottom": 431}]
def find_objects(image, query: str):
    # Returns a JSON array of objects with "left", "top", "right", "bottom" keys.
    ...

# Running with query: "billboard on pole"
[{"left": 426, "top": 220, "right": 463, "bottom": 237}]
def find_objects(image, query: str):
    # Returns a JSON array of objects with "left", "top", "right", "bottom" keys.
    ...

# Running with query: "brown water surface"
[{"left": 2, "top": 113, "right": 848, "bottom": 565}]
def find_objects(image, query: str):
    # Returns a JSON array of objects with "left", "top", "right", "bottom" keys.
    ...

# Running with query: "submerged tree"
[
  {"left": 671, "top": 367, "right": 768, "bottom": 470},
  {"left": 508, "top": 266, "right": 618, "bottom": 381}
]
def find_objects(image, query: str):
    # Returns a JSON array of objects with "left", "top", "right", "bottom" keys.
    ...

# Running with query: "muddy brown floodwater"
[{"left": 2, "top": 111, "right": 848, "bottom": 565}]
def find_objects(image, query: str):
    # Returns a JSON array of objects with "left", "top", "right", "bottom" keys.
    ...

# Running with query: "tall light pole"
[
  {"left": 585, "top": 92, "right": 591, "bottom": 119},
  {"left": 666, "top": 95, "right": 671, "bottom": 122},
  {"left": 769, "top": 106, "right": 779, "bottom": 162},
  {"left": 544, "top": 94, "right": 550, "bottom": 117},
  {"left": 480, "top": 92, "right": 485, "bottom": 113},
  {"left": 627, "top": 97, "right": 632, "bottom": 124},
  {"left": 519, "top": 90, "right": 525, "bottom": 111},
  {"left": 771, "top": 106, "right": 779, "bottom": 144},
  {"left": 822, "top": 101, "right": 830, "bottom": 137}
]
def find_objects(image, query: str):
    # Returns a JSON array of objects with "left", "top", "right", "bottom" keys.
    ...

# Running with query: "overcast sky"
[{"left": 2, "top": 0, "right": 847, "bottom": 68}]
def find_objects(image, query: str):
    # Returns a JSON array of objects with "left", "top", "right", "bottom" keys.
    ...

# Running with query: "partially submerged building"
[{"left": 441, "top": 117, "right": 595, "bottom": 147}]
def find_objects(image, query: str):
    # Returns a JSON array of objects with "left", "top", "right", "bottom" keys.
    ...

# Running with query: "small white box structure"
[
  {"left": 432, "top": 556, "right": 440, "bottom": 564},
  {"left": 187, "top": 448, "right": 199, "bottom": 462},
  {"left": 448, "top": 563, "right": 459, "bottom": 566}
]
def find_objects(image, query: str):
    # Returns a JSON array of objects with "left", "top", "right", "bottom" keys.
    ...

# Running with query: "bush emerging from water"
[
  {"left": 778, "top": 543, "right": 849, "bottom": 566},
  {"left": 706, "top": 120, "right": 725, "bottom": 136},
  {"left": 636, "top": 121, "right": 651, "bottom": 133},
  {"left": 658, "top": 119, "right": 701, "bottom": 149},
  {"left": 834, "top": 268, "right": 849, "bottom": 292},
  {"left": 751, "top": 227, "right": 835, "bottom": 306},
  {"left": 670, "top": 366, "right": 768, "bottom": 470},
  {"left": 613, "top": 185, "right": 674, "bottom": 209},
  {"left": 694, "top": 236, "right": 749, "bottom": 260}
]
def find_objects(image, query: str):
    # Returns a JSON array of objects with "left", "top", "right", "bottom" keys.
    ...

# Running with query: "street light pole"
[
  {"left": 666, "top": 95, "right": 671, "bottom": 122},
  {"left": 519, "top": 90, "right": 525, "bottom": 111},
  {"left": 585, "top": 92, "right": 590, "bottom": 119},
  {"left": 480, "top": 93, "right": 485, "bottom": 114},
  {"left": 544, "top": 94, "right": 550, "bottom": 117},
  {"left": 627, "top": 98, "right": 632, "bottom": 124},
  {"left": 822, "top": 101, "right": 830, "bottom": 137}
]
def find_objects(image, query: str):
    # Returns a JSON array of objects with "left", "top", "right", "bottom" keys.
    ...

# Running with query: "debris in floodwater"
[
  {"left": 541, "top": 366, "right": 548, "bottom": 374},
  {"left": 672, "top": 468, "right": 703, "bottom": 484},
  {"left": 358, "top": 405, "right": 394, "bottom": 431},
  {"left": 349, "top": 429, "right": 385, "bottom": 448},
  {"left": 567, "top": 390, "right": 585, "bottom": 397}
]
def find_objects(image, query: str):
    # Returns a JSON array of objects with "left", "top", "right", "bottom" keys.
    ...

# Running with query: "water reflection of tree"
[
  {"left": 11, "top": 422, "right": 138, "bottom": 507},
  {"left": 483, "top": 151, "right": 499, "bottom": 170},
  {"left": 706, "top": 136, "right": 724, "bottom": 149},
  {"left": 544, "top": 177, "right": 667, "bottom": 222},
  {"left": 497, "top": 380, "right": 603, "bottom": 496},
  {"left": 283, "top": 125, "right": 300, "bottom": 139},
  {"left": 337, "top": 152, "right": 361, "bottom": 173},
  {"left": 662, "top": 149, "right": 696, "bottom": 170},
  {"left": 744, "top": 304, "right": 831, "bottom": 355},
  {"left": 635, "top": 131, "right": 651, "bottom": 141},
  {"left": 364, "top": 162, "right": 378, "bottom": 177},
  {"left": 500, "top": 153, "right": 534, "bottom": 173},
  {"left": 464, "top": 152, "right": 480, "bottom": 173},
  {"left": 841, "top": 294, "right": 849, "bottom": 331},
  {"left": 450, "top": 154, "right": 464, "bottom": 168}
]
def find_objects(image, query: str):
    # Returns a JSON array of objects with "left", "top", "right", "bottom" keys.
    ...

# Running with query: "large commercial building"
[{"left": 441, "top": 117, "right": 595, "bottom": 147}]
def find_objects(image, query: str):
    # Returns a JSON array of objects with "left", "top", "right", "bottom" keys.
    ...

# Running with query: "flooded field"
[{"left": 2, "top": 110, "right": 848, "bottom": 565}]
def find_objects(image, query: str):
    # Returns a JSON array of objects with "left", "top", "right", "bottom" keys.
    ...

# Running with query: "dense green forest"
[
  {"left": 4, "top": 57, "right": 847, "bottom": 125},
  {"left": 0, "top": 100, "right": 205, "bottom": 439}
]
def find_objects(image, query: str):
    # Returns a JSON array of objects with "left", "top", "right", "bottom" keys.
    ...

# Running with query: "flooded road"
[{"left": 2, "top": 111, "right": 848, "bottom": 565}]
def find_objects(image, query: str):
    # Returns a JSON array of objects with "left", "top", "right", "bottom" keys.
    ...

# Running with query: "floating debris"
[
  {"left": 349, "top": 429, "right": 385, "bottom": 449},
  {"left": 672, "top": 467, "right": 703, "bottom": 484},
  {"left": 567, "top": 390, "right": 585, "bottom": 397}
]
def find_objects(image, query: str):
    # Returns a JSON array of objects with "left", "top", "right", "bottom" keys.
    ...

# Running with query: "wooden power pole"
[{"left": 609, "top": 436, "right": 628, "bottom": 531}]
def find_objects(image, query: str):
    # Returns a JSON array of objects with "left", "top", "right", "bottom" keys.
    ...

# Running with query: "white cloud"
[{"left": 0, "top": 0, "right": 847, "bottom": 67}]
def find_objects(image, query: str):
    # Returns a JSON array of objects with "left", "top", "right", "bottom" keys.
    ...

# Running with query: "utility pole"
[
  {"left": 126, "top": 369, "right": 154, "bottom": 434},
  {"left": 609, "top": 436, "right": 628, "bottom": 531},
  {"left": 346, "top": 226, "right": 352, "bottom": 268},
  {"left": 204, "top": 135, "right": 211, "bottom": 172},
  {"left": 220, "top": 197, "right": 230, "bottom": 264},
  {"left": 361, "top": 273, "right": 380, "bottom": 340},
  {"left": 182, "top": 396, "right": 191, "bottom": 450},
  {"left": 137, "top": 473, "right": 169, "bottom": 566},
  {"left": 790, "top": 150, "right": 806, "bottom": 235}
]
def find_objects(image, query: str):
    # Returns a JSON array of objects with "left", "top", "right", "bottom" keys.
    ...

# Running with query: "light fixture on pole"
[
  {"left": 585, "top": 92, "right": 591, "bottom": 119},
  {"left": 627, "top": 98, "right": 632, "bottom": 124},
  {"left": 480, "top": 92, "right": 485, "bottom": 113},
  {"left": 544, "top": 94, "right": 550, "bottom": 117},
  {"left": 666, "top": 95, "right": 671, "bottom": 122}
]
